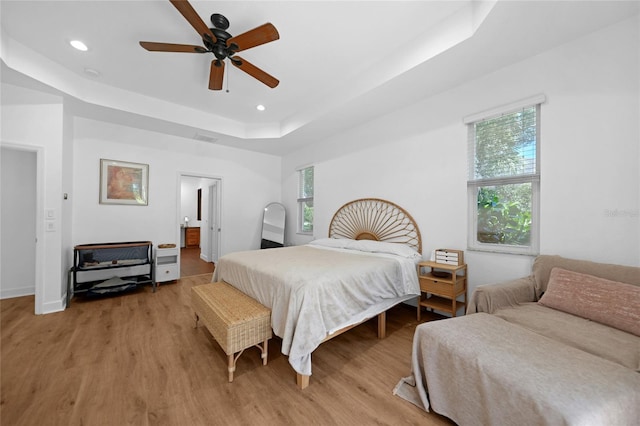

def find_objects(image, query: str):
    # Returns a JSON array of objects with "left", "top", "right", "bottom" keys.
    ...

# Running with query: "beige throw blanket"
[{"left": 406, "top": 313, "right": 640, "bottom": 425}]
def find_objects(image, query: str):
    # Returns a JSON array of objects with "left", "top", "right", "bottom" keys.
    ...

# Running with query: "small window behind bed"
[{"left": 297, "top": 166, "right": 314, "bottom": 234}]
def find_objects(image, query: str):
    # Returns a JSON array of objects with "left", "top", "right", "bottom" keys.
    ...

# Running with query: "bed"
[{"left": 212, "top": 198, "right": 422, "bottom": 388}]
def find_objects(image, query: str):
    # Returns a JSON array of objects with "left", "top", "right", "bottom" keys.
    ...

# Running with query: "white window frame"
[
  {"left": 465, "top": 95, "right": 545, "bottom": 255},
  {"left": 297, "top": 165, "right": 314, "bottom": 235}
]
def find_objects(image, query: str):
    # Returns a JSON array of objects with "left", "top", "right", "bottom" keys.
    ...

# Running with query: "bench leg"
[
  {"left": 261, "top": 339, "right": 269, "bottom": 366},
  {"left": 228, "top": 354, "right": 235, "bottom": 382},
  {"left": 228, "top": 349, "right": 246, "bottom": 382},
  {"left": 262, "top": 339, "right": 269, "bottom": 365},
  {"left": 226, "top": 342, "right": 270, "bottom": 383}
]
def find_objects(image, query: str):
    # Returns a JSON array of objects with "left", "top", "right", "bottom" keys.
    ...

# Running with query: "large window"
[
  {"left": 297, "top": 166, "right": 314, "bottom": 234},
  {"left": 466, "top": 96, "right": 543, "bottom": 255}
]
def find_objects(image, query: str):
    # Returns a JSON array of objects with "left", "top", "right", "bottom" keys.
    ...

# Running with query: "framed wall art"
[{"left": 99, "top": 159, "right": 149, "bottom": 205}]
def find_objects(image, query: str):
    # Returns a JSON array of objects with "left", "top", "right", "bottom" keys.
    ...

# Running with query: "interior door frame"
[
  {"left": 1, "top": 143, "right": 44, "bottom": 314},
  {"left": 176, "top": 172, "right": 222, "bottom": 274},
  {"left": 207, "top": 181, "right": 221, "bottom": 262}
]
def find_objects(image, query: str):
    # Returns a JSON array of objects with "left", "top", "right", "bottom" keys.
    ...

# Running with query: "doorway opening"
[
  {"left": 177, "top": 173, "right": 221, "bottom": 278},
  {"left": 1, "top": 145, "right": 43, "bottom": 314}
]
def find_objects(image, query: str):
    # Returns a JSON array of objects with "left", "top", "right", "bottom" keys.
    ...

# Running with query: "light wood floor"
[
  {"left": 1, "top": 275, "right": 453, "bottom": 426},
  {"left": 180, "top": 247, "right": 215, "bottom": 277}
]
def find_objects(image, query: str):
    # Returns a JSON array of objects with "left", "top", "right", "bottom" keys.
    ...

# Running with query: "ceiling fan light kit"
[{"left": 139, "top": 0, "right": 279, "bottom": 91}]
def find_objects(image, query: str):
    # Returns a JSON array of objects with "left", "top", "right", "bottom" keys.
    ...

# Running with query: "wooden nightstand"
[
  {"left": 185, "top": 227, "right": 200, "bottom": 248},
  {"left": 417, "top": 261, "right": 468, "bottom": 320}
]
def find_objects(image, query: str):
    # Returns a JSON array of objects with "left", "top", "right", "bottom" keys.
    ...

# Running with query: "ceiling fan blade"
[
  {"left": 227, "top": 23, "right": 279, "bottom": 52},
  {"left": 139, "top": 41, "right": 208, "bottom": 53},
  {"left": 169, "top": 0, "right": 217, "bottom": 43},
  {"left": 231, "top": 56, "right": 279, "bottom": 88},
  {"left": 209, "top": 60, "right": 225, "bottom": 90}
]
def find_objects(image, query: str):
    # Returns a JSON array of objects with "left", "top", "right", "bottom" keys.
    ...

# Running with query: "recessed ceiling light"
[
  {"left": 256, "top": 104, "right": 266, "bottom": 111},
  {"left": 70, "top": 40, "right": 88, "bottom": 51}
]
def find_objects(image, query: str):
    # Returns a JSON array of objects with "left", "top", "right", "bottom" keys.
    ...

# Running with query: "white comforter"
[{"left": 212, "top": 242, "right": 420, "bottom": 376}]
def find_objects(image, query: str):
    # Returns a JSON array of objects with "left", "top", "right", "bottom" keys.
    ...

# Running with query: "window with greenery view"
[
  {"left": 466, "top": 99, "right": 542, "bottom": 255},
  {"left": 297, "top": 166, "right": 314, "bottom": 234}
]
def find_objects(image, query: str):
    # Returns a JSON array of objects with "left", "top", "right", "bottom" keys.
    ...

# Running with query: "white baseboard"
[
  {"left": 0, "top": 286, "right": 35, "bottom": 300},
  {"left": 41, "top": 298, "right": 65, "bottom": 314},
  {"left": 1, "top": 288, "right": 64, "bottom": 314}
]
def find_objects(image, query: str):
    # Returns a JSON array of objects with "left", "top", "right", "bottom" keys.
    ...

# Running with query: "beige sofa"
[{"left": 404, "top": 255, "right": 640, "bottom": 426}]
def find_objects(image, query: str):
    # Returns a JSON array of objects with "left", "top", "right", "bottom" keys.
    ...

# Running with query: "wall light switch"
[
  {"left": 45, "top": 221, "right": 56, "bottom": 232},
  {"left": 46, "top": 209, "right": 55, "bottom": 219}
]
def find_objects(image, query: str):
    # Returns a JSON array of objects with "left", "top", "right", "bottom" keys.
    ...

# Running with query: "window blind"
[
  {"left": 298, "top": 166, "right": 314, "bottom": 200},
  {"left": 468, "top": 105, "right": 539, "bottom": 182}
]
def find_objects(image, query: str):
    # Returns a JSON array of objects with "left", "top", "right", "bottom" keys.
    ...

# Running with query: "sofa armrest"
[{"left": 466, "top": 276, "right": 537, "bottom": 314}]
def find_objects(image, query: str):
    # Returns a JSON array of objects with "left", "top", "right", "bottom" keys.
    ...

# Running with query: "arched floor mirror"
[{"left": 261, "top": 202, "right": 286, "bottom": 249}]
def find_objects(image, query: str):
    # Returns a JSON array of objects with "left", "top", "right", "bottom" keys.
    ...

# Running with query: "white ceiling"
[{"left": 1, "top": 1, "right": 638, "bottom": 156}]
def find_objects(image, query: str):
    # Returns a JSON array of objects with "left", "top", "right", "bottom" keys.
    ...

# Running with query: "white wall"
[
  {"left": 61, "top": 112, "right": 74, "bottom": 295},
  {"left": 2, "top": 86, "right": 282, "bottom": 313},
  {"left": 2, "top": 16, "right": 638, "bottom": 314},
  {"left": 72, "top": 118, "right": 281, "bottom": 260},
  {"left": 1, "top": 85, "right": 66, "bottom": 314},
  {"left": 282, "top": 16, "right": 640, "bottom": 297}
]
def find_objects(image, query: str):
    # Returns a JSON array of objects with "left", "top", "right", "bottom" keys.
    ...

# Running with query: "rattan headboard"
[{"left": 328, "top": 198, "right": 422, "bottom": 253}]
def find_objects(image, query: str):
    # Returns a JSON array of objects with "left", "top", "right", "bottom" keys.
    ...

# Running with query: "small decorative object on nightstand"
[
  {"left": 434, "top": 248, "right": 464, "bottom": 266},
  {"left": 156, "top": 244, "right": 179, "bottom": 283},
  {"left": 417, "top": 259, "right": 468, "bottom": 320}
]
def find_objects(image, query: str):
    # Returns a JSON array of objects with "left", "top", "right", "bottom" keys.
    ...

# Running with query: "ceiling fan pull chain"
[{"left": 226, "top": 63, "right": 230, "bottom": 93}]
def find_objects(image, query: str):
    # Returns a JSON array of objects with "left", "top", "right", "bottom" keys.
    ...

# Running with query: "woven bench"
[{"left": 191, "top": 281, "right": 272, "bottom": 382}]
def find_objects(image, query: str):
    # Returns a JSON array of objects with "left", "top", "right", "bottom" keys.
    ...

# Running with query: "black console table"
[{"left": 68, "top": 241, "right": 155, "bottom": 305}]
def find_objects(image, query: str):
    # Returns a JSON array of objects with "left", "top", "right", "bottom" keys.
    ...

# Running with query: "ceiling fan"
[{"left": 139, "top": 0, "right": 279, "bottom": 91}]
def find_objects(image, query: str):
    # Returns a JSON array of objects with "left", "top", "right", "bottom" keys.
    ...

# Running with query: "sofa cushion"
[
  {"left": 532, "top": 255, "right": 640, "bottom": 298},
  {"left": 494, "top": 302, "right": 640, "bottom": 371},
  {"left": 538, "top": 267, "right": 640, "bottom": 337}
]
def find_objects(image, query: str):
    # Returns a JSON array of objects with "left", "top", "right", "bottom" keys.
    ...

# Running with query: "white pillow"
[
  {"left": 308, "top": 238, "right": 353, "bottom": 249},
  {"left": 346, "top": 239, "right": 422, "bottom": 260}
]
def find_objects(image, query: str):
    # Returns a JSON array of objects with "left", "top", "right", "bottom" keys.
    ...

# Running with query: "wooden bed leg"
[
  {"left": 377, "top": 311, "right": 386, "bottom": 339},
  {"left": 296, "top": 373, "right": 310, "bottom": 389}
]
